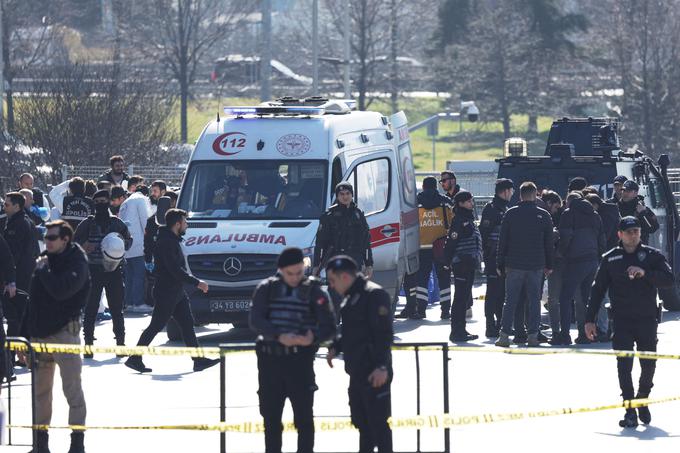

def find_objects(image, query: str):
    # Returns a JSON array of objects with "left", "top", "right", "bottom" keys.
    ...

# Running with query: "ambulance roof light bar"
[{"left": 223, "top": 106, "right": 325, "bottom": 117}]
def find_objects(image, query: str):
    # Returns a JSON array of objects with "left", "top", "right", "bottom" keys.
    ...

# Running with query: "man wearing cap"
[
  {"left": 567, "top": 177, "right": 588, "bottom": 194},
  {"left": 397, "top": 176, "right": 454, "bottom": 320},
  {"left": 74, "top": 189, "right": 132, "bottom": 357},
  {"left": 439, "top": 170, "right": 460, "bottom": 204},
  {"left": 617, "top": 180, "right": 659, "bottom": 245},
  {"left": 480, "top": 179, "right": 514, "bottom": 338},
  {"left": 326, "top": 255, "right": 393, "bottom": 453},
  {"left": 250, "top": 247, "right": 336, "bottom": 453},
  {"left": 585, "top": 216, "right": 673, "bottom": 428},
  {"left": 445, "top": 190, "right": 483, "bottom": 342},
  {"left": 607, "top": 175, "right": 628, "bottom": 204},
  {"left": 313, "top": 182, "right": 373, "bottom": 277}
]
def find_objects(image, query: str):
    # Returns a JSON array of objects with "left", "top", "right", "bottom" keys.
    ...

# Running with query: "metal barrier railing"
[
  {"left": 4, "top": 337, "right": 37, "bottom": 448},
  {"left": 218, "top": 342, "right": 451, "bottom": 453}
]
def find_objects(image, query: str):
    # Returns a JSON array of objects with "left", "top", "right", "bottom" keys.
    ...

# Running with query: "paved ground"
[{"left": 3, "top": 282, "right": 680, "bottom": 452}]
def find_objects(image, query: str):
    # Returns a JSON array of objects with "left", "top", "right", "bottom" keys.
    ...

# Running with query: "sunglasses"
[
  {"left": 439, "top": 179, "right": 453, "bottom": 183},
  {"left": 44, "top": 234, "right": 62, "bottom": 241}
]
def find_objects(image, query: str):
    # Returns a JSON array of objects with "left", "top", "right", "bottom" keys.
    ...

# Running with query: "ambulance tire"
[
  {"left": 166, "top": 318, "right": 182, "bottom": 342},
  {"left": 660, "top": 286, "right": 680, "bottom": 311}
]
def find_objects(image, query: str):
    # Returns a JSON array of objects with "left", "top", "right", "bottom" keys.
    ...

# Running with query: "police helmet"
[{"left": 101, "top": 232, "right": 125, "bottom": 272}]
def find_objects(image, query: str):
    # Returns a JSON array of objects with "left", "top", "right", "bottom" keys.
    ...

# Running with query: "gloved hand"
[{"left": 145, "top": 262, "right": 155, "bottom": 272}]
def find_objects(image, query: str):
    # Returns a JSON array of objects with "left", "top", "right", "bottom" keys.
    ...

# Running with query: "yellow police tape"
[
  {"left": 7, "top": 341, "right": 680, "bottom": 361},
  {"left": 7, "top": 394, "right": 680, "bottom": 433}
]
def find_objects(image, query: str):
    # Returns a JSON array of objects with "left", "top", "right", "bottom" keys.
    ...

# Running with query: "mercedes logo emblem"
[{"left": 223, "top": 257, "right": 243, "bottom": 276}]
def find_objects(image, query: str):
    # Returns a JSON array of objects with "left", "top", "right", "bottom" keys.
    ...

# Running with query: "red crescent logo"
[{"left": 212, "top": 132, "right": 247, "bottom": 156}]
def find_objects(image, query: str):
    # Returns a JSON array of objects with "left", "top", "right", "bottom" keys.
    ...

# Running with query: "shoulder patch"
[
  {"left": 608, "top": 255, "right": 623, "bottom": 262},
  {"left": 378, "top": 305, "right": 389, "bottom": 316},
  {"left": 450, "top": 231, "right": 458, "bottom": 240},
  {"left": 637, "top": 251, "right": 647, "bottom": 262},
  {"left": 482, "top": 219, "right": 490, "bottom": 226},
  {"left": 316, "top": 296, "right": 327, "bottom": 305}
]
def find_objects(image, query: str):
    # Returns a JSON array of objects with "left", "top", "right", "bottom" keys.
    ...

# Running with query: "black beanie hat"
[
  {"left": 92, "top": 189, "right": 110, "bottom": 200},
  {"left": 422, "top": 176, "right": 438, "bottom": 191},
  {"left": 453, "top": 190, "right": 473, "bottom": 204},
  {"left": 568, "top": 177, "right": 588, "bottom": 192},
  {"left": 335, "top": 182, "right": 354, "bottom": 196},
  {"left": 277, "top": 247, "right": 304, "bottom": 268}
]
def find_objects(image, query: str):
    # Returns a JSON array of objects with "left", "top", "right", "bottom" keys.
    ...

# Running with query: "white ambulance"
[{"left": 175, "top": 98, "right": 419, "bottom": 333}]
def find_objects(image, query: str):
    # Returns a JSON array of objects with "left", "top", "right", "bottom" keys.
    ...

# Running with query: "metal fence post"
[
  {"left": 5, "top": 337, "right": 36, "bottom": 448},
  {"left": 443, "top": 344, "right": 450, "bottom": 453},
  {"left": 220, "top": 352, "right": 226, "bottom": 453},
  {"left": 415, "top": 346, "right": 421, "bottom": 453}
]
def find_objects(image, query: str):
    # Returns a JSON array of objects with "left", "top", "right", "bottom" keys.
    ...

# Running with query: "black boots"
[
  {"left": 636, "top": 393, "right": 652, "bottom": 425},
  {"left": 485, "top": 320, "right": 499, "bottom": 338},
  {"left": 125, "top": 356, "right": 152, "bottom": 373},
  {"left": 193, "top": 357, "right": 220, "bottom": 372},
  {"left": 618, "top": 408, "right": 638, "bottom": 428},
  {"left": 67, "top": 431, "right": 85, "bottom": 453},
  {"left": 29, "top": 430, "right": 50, "bottom": 453}
]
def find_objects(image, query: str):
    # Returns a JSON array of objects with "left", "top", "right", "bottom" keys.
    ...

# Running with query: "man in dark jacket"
[
  {"left": 496, "top": 182, "right": 554, "bottom": 347},
  {"left": 480, "top": 179, "right": 513, "bottom": 338},
  {"left": 97, "top": 155, "right": 130, "bottom": 186},
  {"left": 606, "top": 175, "right": 628, "bottom": 204},
  {"left": 74, "top": 190, "right": 132, "bottom": 355},
  {"left": 21, "top": 220, "right": 90, "bottom": 453},
  {"left": 18, "top": 173, "right": 45, "bottom": 208},
  {"left": 62, "top": 177, "right": 95, "bottom": 232},
  {"left": 0, "top": 235, "right": 16, "bottom": 386},
  {"left": 617, "top": 180, "right": 659, "bottom": 244},
  {"left": 2, "top": 192, "right": 39, "bottom": 342},
  {"left": 439, "top": 170, "right": 461, "bottom": 204},
  {"left": 250, "top": 247, "right": 336, "bottom": 453},
  {"left": 125, "top": 209, "right": 219, "bottom": 373},
  {"left": 313, "top": 182, "right": 373, "bottom": 277},
  {"left": 555, "top": 192, "right": 606, "bottom": 345},
  {"left": 585, "top": 216, "right": 674, "bottom": 428},
  {"left": 326, "top": 256, "right": 392, "bottom": 453},
  {"left": 541, "top": 191, "right": 564, "bottom": 337},
  {"left": 143, "top": 193, "right": 176, "bottom": 306}
]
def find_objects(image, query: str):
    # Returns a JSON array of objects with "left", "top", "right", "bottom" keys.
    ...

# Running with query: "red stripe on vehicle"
[{"left": 371, "top": 236, "right": 401, "bottom": 248}]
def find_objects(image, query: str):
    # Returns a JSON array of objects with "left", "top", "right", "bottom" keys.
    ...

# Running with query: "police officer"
[
  {"left": 326, "top": 256, "right": 393, "bottom": 453},
  {"left": 445, "top": 190, "right": 483, "bottom": 342},
  {"left": 250, "top": 247, "right": 336, "bottom": 453},
  {"left": 606, "top": 175, "right": 628, "bottom": 204},
  {"left": 62, "top": 177, "right": 95, "bottom": 232},
  {"left": 397, "top": 177, "right": 453, "bottom": 320},
  {"left": 74, "top": 190, "right": 132, "bottom": 356},
  {"left": 0, "top": 234, "right": 16, "bottom": 385},
  {"left": 480, "top": 179, "right": 513, "bottom": 338},
  {"left": 126, "top": 209, "right": 220, "bottom": 374},
  {"left": 313, "top": 182, "right": 373, "bottom": 277},
  {"left": 585, "top": 216, "right": 673, "bottom": 428},
  {"left": 617, "top": 180, "right": 659, "bottom": 244}
]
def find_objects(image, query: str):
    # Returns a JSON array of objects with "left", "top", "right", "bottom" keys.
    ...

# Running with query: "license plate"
[{"left": 209, "top": 300, "right": 250, "bottom": 312}]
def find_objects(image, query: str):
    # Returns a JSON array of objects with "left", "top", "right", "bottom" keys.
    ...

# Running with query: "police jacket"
[
  {"left": 598, "top": 202, "right": 622, "bottom": 250},
  {"left": 144, "top": 215, "right": 160, "bottom": 263},
  {"left": 21, "top": 243, "right": 90, "bottom": 338},
  {"left": 97, "top": 169, "right": 130, "bottom": 185},
  {"left": 332, "top": 275, "right": 393, "bottom": 376},
  {"left": 480, "top": 195, "right": 509, "bottom": 265},
  {"left": 314, "top": 202, "right": 373, "bottom": 268},
  {"left": 0, "top": 235, "right": 16, "bottom": 286},
  {"left": 249, "top": 274, "right": 336, "bottom": 345},
  {"left": 445, "top": 207, "right": 482, "bottom": 266},
  {"left": 558, "top": 198, "right": 606, "bottom": 263},
  {"left": 497, "top": 201, "right": 554, "bottom": 271},
  {"left": 152, "top": 226, "right": 199, "bottom": 293},
  {"left": 417, "top": 189, "right": 454, "bottom": 248},
  {"left": 3, "top": 210, "right": 39, "bottom": 290},
  {"left": 62, "top": 195, "right": 95, "bottom": 231},
  {"left": 587, "top": 243, "right": 673, "bottom": 322},
  {"left": 618, "top": 198, "right": 659, "bottom": 244},
  {"left": 74, "top": 215, "right": 132, "bottom": 268}
]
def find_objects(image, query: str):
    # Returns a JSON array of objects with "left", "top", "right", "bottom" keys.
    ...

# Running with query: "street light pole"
[
  {"left": 0, "top": 2, "right": 4, "bottom": 131},
  {"left": 261, "top": 0, "right": 272, "bottom": 102},
  {"left": 312, "top": 0, "right": 319, "bottom": 96},
  {"left": 343, "top": 0, "right": 351, "bottom": 98}
]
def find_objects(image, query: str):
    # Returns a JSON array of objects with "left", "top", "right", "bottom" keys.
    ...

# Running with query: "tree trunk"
[{"left": 528, "top": 115, "right": 537, "bottom": 134}]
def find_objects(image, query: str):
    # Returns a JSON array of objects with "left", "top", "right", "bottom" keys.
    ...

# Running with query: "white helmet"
[{"left": 101, "top": 232, "right": 125, "bottom": 272}]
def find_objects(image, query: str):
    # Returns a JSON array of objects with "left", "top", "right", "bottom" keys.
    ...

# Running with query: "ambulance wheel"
[
  {"left": 166, "top": 318, "right": 182, "bottom": 342},
  {"left": 660, "top": 286, "right": 680, "bottom": 311}
]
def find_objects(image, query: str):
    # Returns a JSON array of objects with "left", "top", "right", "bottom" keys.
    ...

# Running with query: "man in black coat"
[
  {"left": 62, "top": 177, "right": 95, "bottom": 232},
  {"left": 555, "top": 192, "right": 606, "bottom": 345},
  {"left": 326, "top": 256, "right": 393, "bottom": 453},
  {"left": 0, "top": 235, "right": 16, "bottom": 386},
  {"left": 20, "top": 220, "right": 90, "bottom": 453},
  {"left": 617, "top": 180, "right": 659, "bottom": 244},
  {"left": 97, "top": 155, "right": 130, "bottom": 186},
  {"left": 18, "top": 173, "right": 45, "bottom": 208},
  {"left": 125, "top": 209, "right": 219, "bottom": 374}
]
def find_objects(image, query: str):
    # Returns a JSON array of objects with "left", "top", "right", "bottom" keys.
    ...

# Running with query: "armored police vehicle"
[
  {"left": 496, "top": 117, "right": 680, "bottom": 311},
  {"left": 173, "top": 98, "right": 419, "bottom": 337}
]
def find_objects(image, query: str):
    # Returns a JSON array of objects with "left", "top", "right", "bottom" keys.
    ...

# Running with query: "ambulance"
[{"left": 174, "top": 98, "right": 419, "bottom": 334}]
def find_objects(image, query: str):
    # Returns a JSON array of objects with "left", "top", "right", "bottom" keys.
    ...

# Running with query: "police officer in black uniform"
[
  {"left": 617, "top": 180, "right": 659, "bottom": 245},
  {"left": 585, "top": 216, "right": 673, "bottom": 428},
  {"left": 250, "top": 247, "right": 336, "bottom": 453},
  {"left": 445, "top": 190, "right": 483, "bottom": 342},
  {"left": 0, "top": 234, "right": 17, "bottom": 385},
  {"left": 62, "top": 177, "right": 95, "bottom": 232},
  {"left": 326, "top": 256, "right": 393, "bottom": 453},
  {"left": 480, "top": 179, "right": 513, "bottom": 338},
  {"left": 313, "top": 182, "right": 373, "bottom": 278}
]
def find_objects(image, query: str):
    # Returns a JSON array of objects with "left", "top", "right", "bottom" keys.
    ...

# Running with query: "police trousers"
[
  {"left": 257, "top": 347, "right": 317, "bottom": 453},
  {"left": 349, "top": 373, "right": 393, "bottom": 453},
  {"left": 451, "top": 260, "right": 475, "bottom": 335},
  {"left": 415, "top": 249, "right": 451, "bottom": 315},
  {"left": 83, "top": 266, "right": 125, "bottom": 344},
  {"left": 33, "top": 320, "right": 87, "bottom": 428},
  {"left": 612, "top": 317, "right": 657, "bottom": 401},
  {"left": 484, "top": 259, "right": 504, "bottom": 327}
]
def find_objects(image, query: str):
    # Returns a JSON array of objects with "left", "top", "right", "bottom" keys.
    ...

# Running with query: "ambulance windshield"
[{"left": 179, "top": 160, "right": 327, "bottom": 220}]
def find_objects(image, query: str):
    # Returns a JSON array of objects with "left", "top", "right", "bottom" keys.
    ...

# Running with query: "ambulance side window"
[
  {"left": 350, "top": 158, "right": 390, "bottom": 216},
  {"left": 331, "top": 156, "right": 343, "bottom": 195}
]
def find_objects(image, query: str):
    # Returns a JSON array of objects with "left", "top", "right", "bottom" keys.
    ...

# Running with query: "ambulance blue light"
[{"left": 223, "top": 106, "right": 325, "bottom": 116}]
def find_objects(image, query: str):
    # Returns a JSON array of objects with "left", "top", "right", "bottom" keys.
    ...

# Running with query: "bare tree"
[
  {"left": 113, "top": 0, "right": 252, "bottom": 143},
  {"left": 14, "top": 62, "right": 178, "bottom": 184}
]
